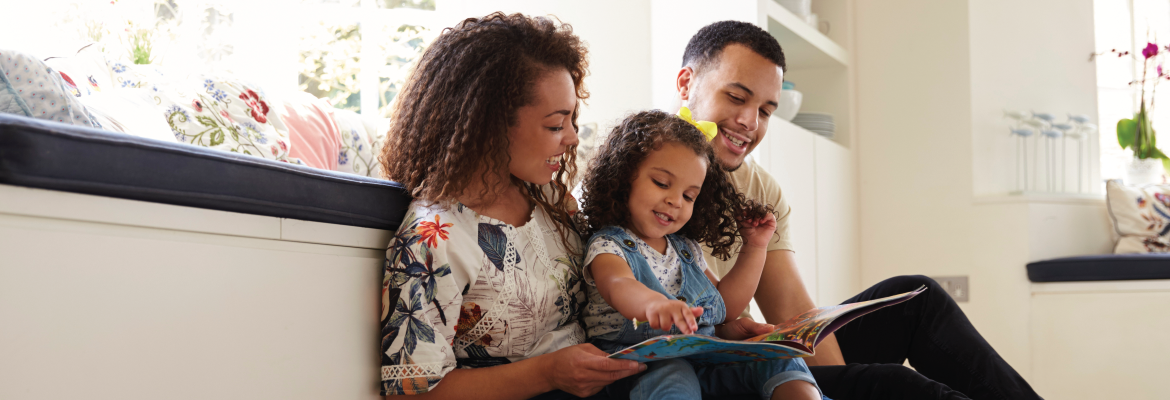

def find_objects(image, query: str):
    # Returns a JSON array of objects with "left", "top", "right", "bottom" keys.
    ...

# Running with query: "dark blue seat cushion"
[
  {"left": 1026, "top": 253, "right": 1170, "bottom": 282},
  {"left": 0, "top": 113, "right": 410, "bottom": 230}
]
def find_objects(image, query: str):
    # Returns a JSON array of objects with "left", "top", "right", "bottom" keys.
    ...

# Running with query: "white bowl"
[{"left": 776, "top": 89, "right": 802, "bottom": 121}]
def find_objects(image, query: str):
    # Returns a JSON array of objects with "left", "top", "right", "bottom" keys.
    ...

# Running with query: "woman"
[{"left": 378, "top": 12, "right": 645, "bottom": 399}]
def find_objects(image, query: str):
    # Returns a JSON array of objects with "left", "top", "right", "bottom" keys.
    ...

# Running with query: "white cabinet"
[
  {"left": 0, "top": 185, "right": 387, "bottom": 400},
  {"left": 754, "top": 118, "right": 820, "bottom": 299},
  {"left": 1030, "top": 281, "right": 1170, "bottom": 399},
  {"left": 814, "top": 133, "right": 860, "bottom": 305},
  {"left": 753, "top": 118, "right": 859, "bottom": 306}
]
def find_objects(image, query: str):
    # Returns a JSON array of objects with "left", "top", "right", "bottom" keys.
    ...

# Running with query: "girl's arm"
[
  {"left": 385, "top": 343, "right": 645, "bottom": 400},
  {"left": 710, "top": 213, "right": 778, "bottom": 323},
  {"left": 591, "top": 253, "right": 704, "bottom": 333}
]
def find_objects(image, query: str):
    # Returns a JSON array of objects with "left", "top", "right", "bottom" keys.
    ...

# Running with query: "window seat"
[
  {"left": 1027, "top": 254, "right": 1170, "bottom": 399},
  {"left": 1026, "top": 253, "right": 1170, "bottom": 282},
  {"left": 0, "top": 113, "right": 409, "bottom": 230},
  {"left": 1, "top": 113, "right": 410, "bottom": 399}
]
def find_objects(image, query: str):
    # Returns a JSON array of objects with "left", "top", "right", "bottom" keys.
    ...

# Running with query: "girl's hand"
[
  {"left": 739, "top": 212, "right": 778, "bottom": 249},
  {"left": 544, "top": 343, "right": 645, "bottom": 397},
  {"left": 643, "top": 298, "right": 704, "bottom": 334}
]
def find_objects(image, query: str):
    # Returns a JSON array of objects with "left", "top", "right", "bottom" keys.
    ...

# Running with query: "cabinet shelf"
[{"left": 760, "top": 0, "right": 849, "bottom": 69}]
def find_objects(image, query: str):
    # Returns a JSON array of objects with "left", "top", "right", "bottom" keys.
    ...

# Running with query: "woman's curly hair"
[
  {"left": 578, "top": 110, "right": 774, "bottom": 261},
  {"left": 379, "top": 12, "right": 588, "bottom": 253}
]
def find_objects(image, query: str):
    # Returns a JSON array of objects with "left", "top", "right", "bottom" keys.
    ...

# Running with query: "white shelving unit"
[
  {"left": 761, "top": 0, "right": 855, "bottom": 149},
  {"left": 757, "top": 0, "right": 850, "bottom": 69}
]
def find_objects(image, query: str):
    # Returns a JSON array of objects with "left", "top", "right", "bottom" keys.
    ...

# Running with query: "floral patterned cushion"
[
  {"left": 332, "top": 108, "right": 383, "bottom": 177},
  {"left": 107, "top": 60, "right": 167, "bottom": 91},
  {"left": 42, "top": 45, "right": 114, "bottom": 98},
  {"left": 1107, "top": 179, "right": 1170, "bottom": 253},
  {"left": 159, "top": 76, "right": 292, "bottom": 162},
  {"left": 0, "top": 49, "right": 96, "bottom": 127},
  {"left": 76, "top": 88, "right": 178, "bottom": 143}
]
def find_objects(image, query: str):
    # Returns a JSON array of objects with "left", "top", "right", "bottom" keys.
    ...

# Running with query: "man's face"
[{"left": 679, "top": 44, "right": 784, "bottom": 170}]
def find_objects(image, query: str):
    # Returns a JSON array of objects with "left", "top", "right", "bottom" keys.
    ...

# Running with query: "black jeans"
[{"left": 810, "top": 275, "right": 1042, "bottom": 400}]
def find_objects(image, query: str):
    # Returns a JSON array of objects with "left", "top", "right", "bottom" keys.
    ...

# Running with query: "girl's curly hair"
[
  {"left": 578, "top": 110, "right": 774, "bottom": 261},
  {"left": 379, "top": 12, "right": 588, "bottom": 254}
]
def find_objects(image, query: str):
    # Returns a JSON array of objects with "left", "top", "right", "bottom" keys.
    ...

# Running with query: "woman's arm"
[
  {"left": 385, "top": 344, "right": 645, "bottom": 400},
  {"left": 590, "top": 254, "right": 703, "bottom": 333}
]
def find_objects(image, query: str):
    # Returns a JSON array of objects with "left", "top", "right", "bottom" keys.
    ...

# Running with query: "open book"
[{"left": 607, "top": 286, "right": 927, "bottom": 366}]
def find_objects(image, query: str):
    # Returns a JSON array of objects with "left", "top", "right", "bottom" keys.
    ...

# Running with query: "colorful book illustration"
[{"left": 607, "top": 286, "right": 927, "bottom": 366}]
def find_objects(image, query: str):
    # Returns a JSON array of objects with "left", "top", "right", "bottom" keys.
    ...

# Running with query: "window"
[
  {"left": 1094, "top": 0, "right": 1170, "bottom": 180},
  {"left": 12, "top": 0, "right": 452, "bottom": 118}
]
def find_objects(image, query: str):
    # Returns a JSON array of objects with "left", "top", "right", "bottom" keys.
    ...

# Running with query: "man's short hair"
[{"left": 682, "top": 20, "right": 786, "bottom": 74}]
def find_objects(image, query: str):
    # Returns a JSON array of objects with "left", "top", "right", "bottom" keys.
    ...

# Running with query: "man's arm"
[{"left": 755, "top": 249, "right": 845, "bottom": 366}]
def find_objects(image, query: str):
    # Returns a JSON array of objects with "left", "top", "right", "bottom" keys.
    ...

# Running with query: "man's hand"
[
  {"left": 544, "top": 344, "right": 646, "bottom": 397},
  {"left": 643, "top": 298, "right": 703, "bottom": 334},
  {"left": 713, "top": 317, "right": 775, "bottom": 340}
]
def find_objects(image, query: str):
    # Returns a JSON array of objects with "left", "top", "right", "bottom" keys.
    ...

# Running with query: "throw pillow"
[
  {"left": 77, "top": 88, "right": 178, "bottom": 143},
  {"left": 281, "top": 91, "right": 341, "bottom": 170},
  {"left": 43, "top": 44, "right": 115, "bottom": 97},
  {"left": 1106, "top": 179, "right": 1170, "bottom": 253},
  {"left": 159, "top": 75, "right": 292, "bottom": 162},
  {"left": 0, "top": 49, "right": 96, "bottom": 127},
  {"left": 331, "top": 107, "right": 382, "bottom": 177}
]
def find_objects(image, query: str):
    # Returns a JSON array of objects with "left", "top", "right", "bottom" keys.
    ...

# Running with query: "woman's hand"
[
  {"left": 739, "top": 212, "right": 778, "bottom": 250},
  {"left": 543, "top": 344, "right": 646, "bottom": 397},
  {"left": 643, "top": 298, "right": 704, "bottom": 334},
  {"left": 714, "top": 317, "right": 776, "bottom": 340}
]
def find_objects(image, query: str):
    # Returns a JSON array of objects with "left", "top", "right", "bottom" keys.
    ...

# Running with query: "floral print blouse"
[{"left": 380, "top": 200, "right": 586, "bottom": 395}]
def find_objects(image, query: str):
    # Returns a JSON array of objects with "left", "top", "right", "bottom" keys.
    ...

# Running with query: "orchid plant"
[{"left": 1096, "top": 40, "right": 1170, "bottom": 173}]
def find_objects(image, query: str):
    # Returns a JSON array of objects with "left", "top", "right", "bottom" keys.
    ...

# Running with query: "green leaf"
[
  {"left": 1142, "top": 113, "right": 1156, "bottom": 157},
  {"left": 1118, "top": 118, "right": 1137, "bottom": 149},
  {"left": 1163, "top": 157, "right": 1170, "bottom": 175},
  {"left": 210, "top": 129, "right": 224, "bottom": 146}
]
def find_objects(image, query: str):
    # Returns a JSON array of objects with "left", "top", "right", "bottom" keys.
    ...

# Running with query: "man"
[{"left": 682, "top": 21, "right": 1042, "bottom": 400}]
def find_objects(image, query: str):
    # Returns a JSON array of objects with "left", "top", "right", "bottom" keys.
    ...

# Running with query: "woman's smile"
[{"left": 546, "top": 154, "right": 563, "bottom": 171}]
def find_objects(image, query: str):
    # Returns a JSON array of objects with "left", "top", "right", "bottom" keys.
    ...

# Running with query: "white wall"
[
  {"left": 969, "top": 0, "right": 1101, "bottom": 196},
  {"left": 855, "top": 0, "right": 974, "bottom": 286},
  {"left": 647, "top": 0, "right": 758, "bottom": 111},
  {"left": 441, "top": 0, "right": 653, "bottom": 135},
  {"left": 856, "top": 0, "right": 1110, "bottom": 385}
]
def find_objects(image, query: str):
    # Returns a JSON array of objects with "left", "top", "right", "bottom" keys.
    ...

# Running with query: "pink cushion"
[{"left": 281, "top": 93, "right": 341, "bottom": 170}]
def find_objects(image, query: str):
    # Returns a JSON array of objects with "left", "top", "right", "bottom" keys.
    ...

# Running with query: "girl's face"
[
  {"left": 507, "top": 69, "right": 579, "bottom": 186},
  {"left": 626, "top": 142, "right": 708, "bottom": 242}
]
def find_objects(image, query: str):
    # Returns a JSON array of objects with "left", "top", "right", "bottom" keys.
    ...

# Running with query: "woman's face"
[{"left": 507, "top": 69, "right": 579, "bottom": 186}]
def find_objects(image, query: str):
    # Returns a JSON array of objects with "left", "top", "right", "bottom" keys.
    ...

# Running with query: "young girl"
[{"left": 578, "top": 110, "right": 823, "bottom": 400}]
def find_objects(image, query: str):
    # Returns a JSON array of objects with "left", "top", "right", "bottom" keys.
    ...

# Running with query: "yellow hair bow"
[{"left": 677, "top": 106, "right": 718, "bottom": 142}]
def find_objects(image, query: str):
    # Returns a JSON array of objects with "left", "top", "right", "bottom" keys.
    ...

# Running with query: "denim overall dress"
[
  {"left": 586, "top": 226, "right": 726, "bottom": 353},
  {"left": 586, "top": 227, "right": 822, "bottom": 400}
]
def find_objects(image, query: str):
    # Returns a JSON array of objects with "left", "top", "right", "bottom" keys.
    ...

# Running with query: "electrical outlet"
[{"left": 931, "top": 276, "right": 969, "bottom": 302}]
